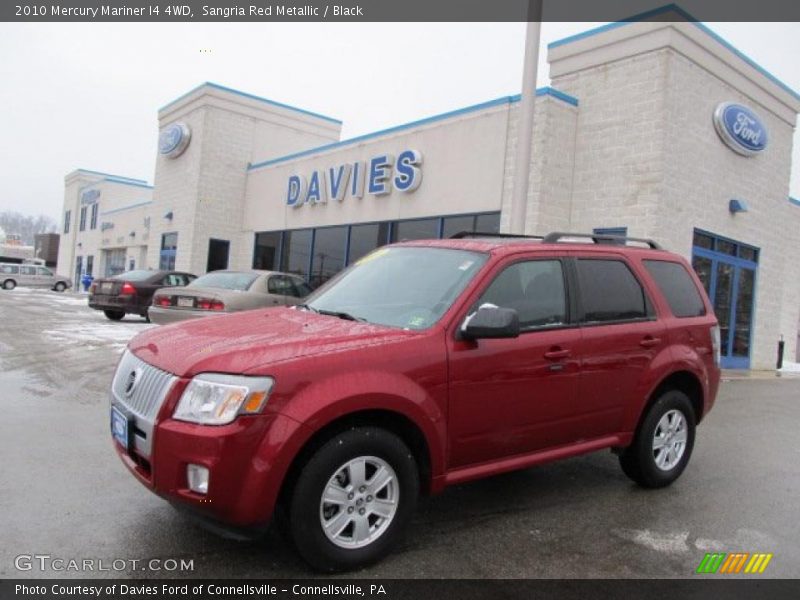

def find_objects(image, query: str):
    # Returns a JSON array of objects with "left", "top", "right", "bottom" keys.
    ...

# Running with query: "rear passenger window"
[
  {"left": 268, "top": 276, "right": 294, "bottom": 295},
  {"left": 577, "top": 259, "right": 649, "bottom": 323},
  {"left": 644, "top": 260, "right": 706, "bottom": 318},
  {"left": 476, "top": 260, "right": 567, "bottom": 330},
  {"left": 1, "top": 265, "right": 19, "bottom": 274}
]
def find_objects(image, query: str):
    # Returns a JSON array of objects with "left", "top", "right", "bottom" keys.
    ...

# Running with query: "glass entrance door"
[{"left": 691, "top": 230, "right": 758, "bottom": 369}]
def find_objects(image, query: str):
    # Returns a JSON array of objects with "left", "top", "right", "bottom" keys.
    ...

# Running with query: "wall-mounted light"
[
  {"left": 77, "top": 242, "right": 82, "bottom": 248},
  {"left": 164, "top": 211, "right": 174, "bottom": 220},
  {"left": 729, "top": 199, "right": 749, "bottom": 214},
  {"left": 129, "top": 231, "right": 136, "bottom": 237}
]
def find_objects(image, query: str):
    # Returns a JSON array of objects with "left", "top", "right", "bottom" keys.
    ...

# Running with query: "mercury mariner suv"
[{"left": 109, "top": 232, "right": 720, "bottom": 571}]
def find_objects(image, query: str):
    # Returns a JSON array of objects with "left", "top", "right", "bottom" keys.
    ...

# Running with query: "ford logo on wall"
[
  {"left": 158, "top": 122, "right": 192, "bottom": 159},
  {"left": 713, "top": 102, "right": 768, "bottom": 156}
]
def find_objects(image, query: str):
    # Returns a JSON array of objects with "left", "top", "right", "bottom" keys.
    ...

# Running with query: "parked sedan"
[
  {"left": 149, "top": 270, "right": 311, "bottom": 325},
  {"left": 89, "top": 270, "right": 196, "bottom": 321}
]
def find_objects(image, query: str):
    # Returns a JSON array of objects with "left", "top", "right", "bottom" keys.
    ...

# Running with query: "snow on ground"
[{"left": 779, "top": 361, "right": 800, "bottom": 373}]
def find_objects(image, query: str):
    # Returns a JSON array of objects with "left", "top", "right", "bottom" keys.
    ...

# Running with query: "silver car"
[
  {"left": 149, "top": 270, "right": 312, "bottom": 325},
  {"left": 0, "top": 262, "right": 72, "bottom": 292}
]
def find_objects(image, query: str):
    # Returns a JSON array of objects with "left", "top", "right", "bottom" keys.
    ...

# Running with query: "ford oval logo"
[
  {"left": 158, "top": 122, "right": 192, "bottom": 159},
  {"left": 713, "top": 102, "right": 768, "bottom": 156}
]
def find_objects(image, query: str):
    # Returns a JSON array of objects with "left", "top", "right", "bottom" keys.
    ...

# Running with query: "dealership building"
[{"left": 57, "top": 17, "right": 800, "bottom": 369}]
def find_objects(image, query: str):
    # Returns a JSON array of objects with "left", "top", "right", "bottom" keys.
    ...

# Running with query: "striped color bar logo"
[{"left": 696, "top": 552, "right": 773, "bottom": 574}]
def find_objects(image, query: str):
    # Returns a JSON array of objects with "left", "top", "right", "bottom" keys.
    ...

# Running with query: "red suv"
[{"left": 109, "top": 232, "right": 720, "bottom": 571}]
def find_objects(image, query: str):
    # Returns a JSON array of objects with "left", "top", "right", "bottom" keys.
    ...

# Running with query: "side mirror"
[{"left": 462, "top": 306, "right": 520, "bottom": 340}]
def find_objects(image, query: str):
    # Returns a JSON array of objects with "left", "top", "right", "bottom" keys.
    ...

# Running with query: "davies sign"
[
  {"left": 287, "top": 150, "right": 423, "bottom": 208},
  {"left": 713, "top": 102, "right": 768, "bottom": 156}
]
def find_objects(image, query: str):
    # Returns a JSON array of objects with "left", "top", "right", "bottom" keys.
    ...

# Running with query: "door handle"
[
  {"left": 544, "top": 347, "right": 571, "bottom": 360},
  {"left": 640, "top": 336, "right": 661, "bottom": 348}
]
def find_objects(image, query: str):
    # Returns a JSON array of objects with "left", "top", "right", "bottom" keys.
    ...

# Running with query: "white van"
[{"left": 0, "top": 263, "right": 72, "bottom": 291}]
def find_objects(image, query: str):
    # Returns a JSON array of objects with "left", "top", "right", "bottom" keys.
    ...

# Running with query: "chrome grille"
[{"left": 110, "top": 350, "right": 178, "bottom": 457}]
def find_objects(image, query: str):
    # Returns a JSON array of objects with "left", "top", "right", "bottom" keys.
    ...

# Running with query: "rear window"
[
  {"left": 576, "top": 259, "right": 650, "bottom": 323},
  {"left": 1, "top": 265, "right": 19, "bottom": 274},
  {"left": 189, "top": 272, "right": 257, "bottom": 291},
  {"left": 113, "top": 270, "right": 154, "bottom": 281},
  {"left": 643, "top": 260, "right": 706, "bottom": 318}
]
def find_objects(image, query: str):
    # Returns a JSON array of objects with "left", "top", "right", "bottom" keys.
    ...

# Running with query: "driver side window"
[{"left": 476, "top": 260, "right": 567, "bottom": 330}]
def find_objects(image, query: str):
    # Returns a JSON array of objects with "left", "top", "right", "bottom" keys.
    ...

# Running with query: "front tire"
[
  {"left": 104, "top": 309, "right": 125, "bottom": 321},
  {"left": 54, "top": 282, "right": 66, "bottom": 292},
  {"left": 3, "top": 279, "right": 16, "bottom": 290},
  {"left": 619, "top": 390, "right": 696, "bottom": 488},
  {"left": 288, "top": 427, "right": 419, "bottom": 572}
]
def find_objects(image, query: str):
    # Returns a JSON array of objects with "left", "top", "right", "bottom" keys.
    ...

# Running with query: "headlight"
[{"left": 173, "top": 373, "right": 274, "bottom": 425}]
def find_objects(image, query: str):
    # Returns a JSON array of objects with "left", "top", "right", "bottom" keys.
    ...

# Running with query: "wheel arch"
[
  {"left": 277, "top": 408, "right": 433, "bottom": 513},
  {"left": 642, "top": 370, "right": 705, "bottom": 427}
]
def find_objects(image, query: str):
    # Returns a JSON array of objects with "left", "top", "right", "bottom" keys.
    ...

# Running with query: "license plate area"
[
  {"left": 101, "top": 282, "right": 113, "bottom": 293},
  {"left": 177, "top": 296, "right": 194, "bottom": 308},
  {"left": 110, "top": 405, "right": 133, "bottom": 450}
]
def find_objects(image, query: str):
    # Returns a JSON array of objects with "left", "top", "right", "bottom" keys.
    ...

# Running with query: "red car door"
[
  {"left": 572, "top": 255, "right": 667, "bottom": 437},
  {"left": 447, "top": 255, "right": 583, "bottom": 468}
]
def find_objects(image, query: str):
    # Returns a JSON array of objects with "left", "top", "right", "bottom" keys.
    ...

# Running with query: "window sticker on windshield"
[
  {"left": 458, "top": 260, "right": 475, "bottom": 271},
  {"left": 407, "top": 315, "right": 427, "bottom": 328},
  {"left": 356, "top": 248, "right": 390, "bottom": 266}
]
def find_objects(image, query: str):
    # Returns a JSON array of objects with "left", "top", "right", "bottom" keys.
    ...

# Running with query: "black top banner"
[{"left": 3, "top": 0, "right": 800, "bottom": 22}]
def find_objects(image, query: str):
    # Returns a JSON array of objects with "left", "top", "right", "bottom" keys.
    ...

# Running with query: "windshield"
[
  {"left": 188, "top": 272, "right": 257, "bottom": 291},
  {"left": 113, "top": 270, "right": 154, "bottom": 281},
  {"left": 307, "top": 246, "right": 487, "bottom": 329}
]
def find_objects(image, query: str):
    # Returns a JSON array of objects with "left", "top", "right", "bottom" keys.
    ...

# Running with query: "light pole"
[{"left": 507, "top": 2, "right": 543, "bottom": 235}]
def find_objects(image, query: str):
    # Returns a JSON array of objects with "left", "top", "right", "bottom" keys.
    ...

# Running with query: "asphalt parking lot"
[{"left": 1, "top": 287, "right": 799, "bottom": 579}]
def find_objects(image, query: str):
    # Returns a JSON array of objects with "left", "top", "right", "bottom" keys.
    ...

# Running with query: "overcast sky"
[{"left": 0, "top": 21, "right": 798, "bottom": 221}]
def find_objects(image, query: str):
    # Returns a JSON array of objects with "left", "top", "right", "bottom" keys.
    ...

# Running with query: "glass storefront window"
[
  {"left": 475, "top": 213, "right": 501, "bottom": 233},
  {"left": 716, "top": 239, "right": 737, "bottom": 256},
  {"left": 733, "top": 268, "right": 755, "bottom": 358},
  {"left": 348, "top": 223, "right": 390, "bottom": 264},
  {"left": 280, "top": 229, "right": 312, "bottom": 279},
  {"left": 441, "top": 215, "right": 476, "bottom": 239},
  {"left": 692, "top": 231, "right": 714, "bottom": 250},
  {"left": 391, "top": 218, "right": 439, "bottom": 242},
  {"left": 253, "top": 231, "right": 282, "bottom": 270},
  {"left": 310, "top": 227, "right": 347, "bottom": 288},
  {"left": 738, "top": 246, "right": 758, "bottom": 263}
]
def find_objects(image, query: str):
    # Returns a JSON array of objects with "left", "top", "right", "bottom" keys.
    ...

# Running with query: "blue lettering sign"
[
  {"left": 368, "top": 155, "right": 394, "bottom": 196},
  {"left": 285, "top": 150, "right": 423, "bottom": 207},
  {"left": 393, "top": 149, "right": 423, "bottom": 192},
  {"left": 286, "top": 175, "right": 307, "bottom": 208},
  {"left": 328, "top": 164, "right": 351, "bottom": 202},
  {"left": 306, "top": 170, "right": 327, "bottom": 204}
]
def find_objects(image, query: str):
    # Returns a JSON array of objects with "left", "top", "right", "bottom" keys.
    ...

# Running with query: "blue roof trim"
[
  {"left": 547, "top": 3, "right": 800, "bottom": 103},
  {"left": 159, "top": 82, "right": 342, "bottom": 124},
  {"left": 103, "top": 177, "right": 153, "bottom": 189},
  {"left": 535, "top": 86, "right": 579, "bottom": 107},
  {"left": 789, "top": 196, "right": 800, "bottom": 207},
  {"left": 76, "top": 169, "right": 148, "bottom": 185},
  {"left": 100, "top": 200, "right": 153, "bottom": 216},
  {"left": 248, "top": 87, "right": 578, "bottom": 171}
]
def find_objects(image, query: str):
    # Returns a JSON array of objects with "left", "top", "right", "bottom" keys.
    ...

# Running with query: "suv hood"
[{"left": 129, "top": 307, "right": 412, "bottom": 378}]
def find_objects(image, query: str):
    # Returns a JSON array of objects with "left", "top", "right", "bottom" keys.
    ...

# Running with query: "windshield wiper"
[
  {"left": 295, "top": 303, "right": 319, "bottom": 313},
  {"left": 316, "top": 309, "right": 366, "bottom": 322}
]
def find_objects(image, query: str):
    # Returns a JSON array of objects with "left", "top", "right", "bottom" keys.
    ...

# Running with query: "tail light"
[
  {"left": 710, "top": 325, "right": 721, "bottom": 367},
  {"left": 89, "top": 283, "right": 96, "bottom": 294},
  {"left": 154, "top": 295, "right": 172, "bottom": 307},
  {"left": 120, "top": 282, "right": 136, "bottom": 295},
  {"left": 196, "top": 298, "right": 225, "bottom": 311}
]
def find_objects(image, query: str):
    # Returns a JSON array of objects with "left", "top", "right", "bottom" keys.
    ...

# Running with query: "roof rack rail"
[
  {"left": 542, "top": 232, "right": 663, "bottom": 250},
  {"left": 450, "top": 231, "right": 544, "bottom": 240}
]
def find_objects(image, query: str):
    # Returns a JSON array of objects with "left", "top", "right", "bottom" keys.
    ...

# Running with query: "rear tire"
[
  {"left": 104, "top": 310, "right": 125, "bottom": 321},
  {"left": 619, "top": 390, "right": 696, "bottom": 488},
  {"left": 54, "top": 282, "right": 66, "bottom": 292},
  {"left": 288, "top": 426, "right": 419, "bottom": 572},
  {"left": 3, "top": 279, "right": 16, "bottom": 290}
]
